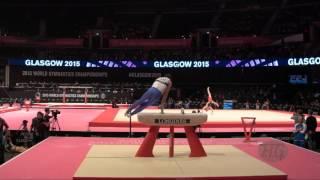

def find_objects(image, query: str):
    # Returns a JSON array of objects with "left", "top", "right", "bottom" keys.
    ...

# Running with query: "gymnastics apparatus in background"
[{"left": 125, "top": 76, "right": 208, "bottom": 157}]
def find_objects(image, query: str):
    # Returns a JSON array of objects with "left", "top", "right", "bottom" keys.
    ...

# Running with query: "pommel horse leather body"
[{"left": 135, "top": 111, "right": 208, "bottom": 157}]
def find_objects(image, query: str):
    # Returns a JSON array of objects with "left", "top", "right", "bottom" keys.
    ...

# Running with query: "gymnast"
[
  {"left": 202, "top": 87, "right": 219, "bottom": 112},
  {"left": 125, "top": 75, "right": 172, "bottom": 117}
]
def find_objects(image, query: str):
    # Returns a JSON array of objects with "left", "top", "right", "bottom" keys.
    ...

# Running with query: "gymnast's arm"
[{"left": 160, "top": 81, "right": 172, "bottom": 108}]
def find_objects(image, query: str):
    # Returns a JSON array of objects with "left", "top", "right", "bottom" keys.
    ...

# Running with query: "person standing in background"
[
  {"left": 255, "top": 100, "right": 261, "bottom": 110},
  {"left": 31, "top": 112, "right": 44, "bottom": 144},
  {"left": 24, "top": 97, "right": 31, "bottom": 112},
  {"left": 244, "top": 101, "right": 250, "bottom": 109},
  {"left": 291, "top": 109, "right": 304, "bottom": 124},
  {"left": 305, "top": 110, "right": 318, "bottom": 150},
  {"left": 262, "top": 99, "right": 270, "bottom": 110},
  {"left": 41, "top": 108, "right": 52, "bottom": 140},
  {"left": 0, "top": 117, "right": 9, "bottom": 164},
  {"left": 293, "top": 115, "right": 307, "bottom": 147}
]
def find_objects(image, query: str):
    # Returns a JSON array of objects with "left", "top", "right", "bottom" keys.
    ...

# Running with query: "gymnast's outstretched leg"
[{"left": 125, "top": 89, "right": 153, "bottom": 116}]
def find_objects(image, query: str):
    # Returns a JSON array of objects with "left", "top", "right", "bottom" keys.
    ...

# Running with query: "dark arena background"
[{"left": 0, "top": 0, "right": 320, "bottom": 180}]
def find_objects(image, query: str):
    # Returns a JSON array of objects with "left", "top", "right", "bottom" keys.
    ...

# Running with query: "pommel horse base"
[{"left": 135, "top": 111, "right": 208, "bottom": 157}]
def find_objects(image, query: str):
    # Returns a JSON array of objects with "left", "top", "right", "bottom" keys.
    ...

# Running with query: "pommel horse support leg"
[
  {"left": 136, "top": 111, "right": 208, "bottom": 158},
  {"left": 169, "top": 126, "right": 174, "bottom": 157},
  {"left": 135, "top": 126, "right": 160, "bottom": 157},
  {"left": 185, "top": 126, "right": 207, "bottom": 157}
]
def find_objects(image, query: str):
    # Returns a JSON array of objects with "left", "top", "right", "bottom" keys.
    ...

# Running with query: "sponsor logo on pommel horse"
[
  {"left": 138, "top": 112, "right": 207, "bottom": 126},
  {"left": 154, "top": 118, "right": 191, "bottom": 124}
]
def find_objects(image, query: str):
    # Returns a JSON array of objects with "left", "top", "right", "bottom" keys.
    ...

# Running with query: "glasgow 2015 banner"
[{"left": 8, "top": 57, "right": 320, "bottom": 69}]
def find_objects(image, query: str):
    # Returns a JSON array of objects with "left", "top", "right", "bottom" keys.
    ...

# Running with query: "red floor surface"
[
  {"left": 2, "top": 107, "right": 319, "bottom": 133},
  {"left": 89, "top": 108, "right": 320, "bottom": 133},
  {"left": 90, "top": 108, "right": 119, "bottom": 124},
  {"left": 1, "top": 108, "right": 105, "bottom": 131},
  {"left": 0, "top": 137, "right": 319, "bottom": 180}
]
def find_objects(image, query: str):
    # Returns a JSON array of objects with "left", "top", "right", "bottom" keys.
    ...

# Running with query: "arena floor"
[
  {"left": 90, "top": 108, "right": 320, "bottom": 132},
  {"left": 1, "top": 104, "right": 319, "bottom": 133},
  {"left": 0, "top": 137, "right": 319, "bottom": 180}
]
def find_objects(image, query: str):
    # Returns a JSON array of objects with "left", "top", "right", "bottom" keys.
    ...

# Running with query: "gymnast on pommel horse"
[
  {"left": 124, "top": 75, "right": 172, "bottom": 117},
  {"left": 125, "top": 75, "right": 207, "bottom": 157}
]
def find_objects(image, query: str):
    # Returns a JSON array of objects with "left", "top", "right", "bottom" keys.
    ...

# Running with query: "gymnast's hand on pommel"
[
  {"left": 124, "top": 110, "right": 131, "bottom": 117},
  {"left": 159, "top": 104, "right": 165, "bottom": 114}
]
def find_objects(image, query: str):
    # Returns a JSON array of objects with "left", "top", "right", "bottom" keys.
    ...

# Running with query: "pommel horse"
[{"left": 135, "top": 109, "right": 208, "bottom": 157}]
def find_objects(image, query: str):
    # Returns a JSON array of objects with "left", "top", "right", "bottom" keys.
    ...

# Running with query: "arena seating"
[{"left": 1, "top": 82, "right": 319, "bottom": 114}]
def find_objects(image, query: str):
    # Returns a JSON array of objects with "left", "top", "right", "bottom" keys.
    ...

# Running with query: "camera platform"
[{"left": 51, "top": 118, "right": 61, "bottom": 131}]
